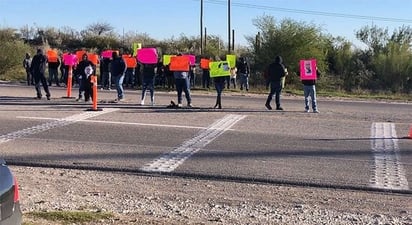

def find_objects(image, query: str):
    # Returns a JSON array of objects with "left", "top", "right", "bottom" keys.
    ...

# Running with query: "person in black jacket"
[
  {"left": 30, "top": 49, "right": 51, "bottom": 100},
  {"left": 264, "top": 55, "right": 287, "bottom": 110},
  {"left": 236, "top": 57, "right": 250, "bottom": 91},
  {"left": 110, "top": 51, "right": 127, "bottom": 101},
  {"left": 76, "top": 53, "right": 95, "bottom": 102}
]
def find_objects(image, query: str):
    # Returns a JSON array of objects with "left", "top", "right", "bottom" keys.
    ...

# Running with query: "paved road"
[{"left": 1, "top": 84, "right": 411, "bottom": 193}]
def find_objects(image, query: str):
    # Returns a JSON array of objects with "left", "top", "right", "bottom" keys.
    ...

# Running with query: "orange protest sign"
[
  {"left": 200, "top": 58, "right": 210, "bottom": 69},
  {"left": 124, "top": 57, "right": 137, "bottom": 68},
  {"left": 76, "top": 50, "right": 87, "bottom": 63},
  {"left": 169, "top": 56, "right": 190, "bottom": 71},
  {"left": 47, "top": 50, "right": 58, "bottom": 62},
  {"left": 87, "top": 53, "right": 99, "bottom": 65}
]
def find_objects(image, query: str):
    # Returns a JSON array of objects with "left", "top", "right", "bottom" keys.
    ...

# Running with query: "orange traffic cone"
[{"left": 87, "top": 75, "right": 102, "bottom": 111}]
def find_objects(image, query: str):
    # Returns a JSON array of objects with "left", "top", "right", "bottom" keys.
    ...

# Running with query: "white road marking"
[
  {"left": 0, "top": 108, "right": 118, "bottom": 144},
  {"left": 141, "top": 114, "right": 246, "bottom": 173},
  {"left": 17, "top": 116, "right": 208, "bottom": 130},
  {"left": 370, "top": 122, "right": 409, "bottom": 190}
]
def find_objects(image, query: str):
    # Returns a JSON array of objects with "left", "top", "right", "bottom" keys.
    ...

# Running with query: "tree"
[{"left": 246, "top": 15, "right": 329, "bottom": 87}]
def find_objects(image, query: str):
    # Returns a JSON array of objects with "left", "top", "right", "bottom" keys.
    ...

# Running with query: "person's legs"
[
  {"left": 149, "top": 78, "right": 155, "bottom": 104},
  {"left": 33, "top": 75, "right": 42, "bottom": 98},
  {"left": 84, "top": 78, "right": 92, "bottom": 101},
  {"left": 175, "top": 79, "right": 184, "bottom": 105},
  {"left": 115, "top": 75, "right": 125, "bottom": 100},
  {"left": 303, "top": 85, "right": 311, "bottom": 112},
  {"left": 183, "top": 77, "right": 192, "bottom": 106},
  {"left": 40, "top": 74, "right": 51, "bottom": 100},
  {"left": 265, "top": 81, "right": 275, "bottom": 110},
  {"left": 77, "top": 78, "right": 84, "bottom": 100},
  {"left": 26, "top": 71, "right": 31, "bottom": 86},
  {"left": 311, "top": 85, "right": 318, "bottom": 112},
  {"left": 275, "top": 84, "right": 282, "bottom": 110}
]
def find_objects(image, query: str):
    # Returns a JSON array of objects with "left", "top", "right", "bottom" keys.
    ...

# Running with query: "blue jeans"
[
  {"left": 142, "top": 77, "right": 155, "bottom": 102},
  {"left": 175, "top": 78, "right": 191, "bottom": 104},
  {"left": 239, "top": 73, "right": 249, "bottom": 90},
  {"left": 304, "top": 85, "right": 317, "bottom": 110},
  {"left": 114, "top": 74, "right": 125, "bottom": 99},
  {"left": 266, "top": 81, "right": 282, "bottom": 108}
]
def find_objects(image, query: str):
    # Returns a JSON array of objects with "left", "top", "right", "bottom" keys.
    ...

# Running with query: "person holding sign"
[
  {"left": 264, "top": 55, "right": 287, "bottom": 110},
  {"left": 171, "top": 54, "right": 193, "bottom": 107},
  {"left": 209, "top": 61, "right": 231, "bottom": 109},
  {"left": 300, "top": 60, "right": 320, "bottom": 113},
  {"left": 140, "top": 63, "right": 156, "bottom": 106}
]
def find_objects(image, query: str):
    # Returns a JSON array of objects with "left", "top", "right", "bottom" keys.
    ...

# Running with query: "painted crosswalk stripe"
[
  {"left": 0, "top": 108, "right": 118, "bottom": 144},
  {"left": 370, "top": 122, "right": 409, "bottom": 190},
  {"left": 141, "top": 114, "right": 246, "bottom": 173}
]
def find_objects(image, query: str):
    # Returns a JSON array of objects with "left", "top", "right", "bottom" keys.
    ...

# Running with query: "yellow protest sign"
[
  {"left": 226, "top": 54, "right": 236, "bottom": 68},
  {"left": 163, "top": 55, "right": 175, "bottom": 65},
  {"left": 209, "top": 61, "right": 230, "bottom": 77}
]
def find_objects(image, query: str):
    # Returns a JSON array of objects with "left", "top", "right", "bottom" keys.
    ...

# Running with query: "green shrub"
[{"left": 0, "top": 40, "right": 33, "bottom": 81}]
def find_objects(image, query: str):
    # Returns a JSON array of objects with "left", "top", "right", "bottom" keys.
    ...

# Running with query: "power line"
[{"left": 195, "top": 0, "right": 412, "bottom": 24}]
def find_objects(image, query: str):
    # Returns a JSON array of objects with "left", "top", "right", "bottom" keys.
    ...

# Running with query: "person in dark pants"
[
  {"left": 213, "top": 76, "right": 227, "bottom": 109},
  {"left": 237, "top": 57, "right": 250, "bottom": 91},
  {"left": 202, "top": 68, "right": 210, "bottom": 89},
  {"left": 48, "top": 58, "right": 61, "bottom": 86},
  {"left": 100, "top": 57, "right": 111, "bottom": 90},
  {"left": 164, "top": 64, "right": 174, "bottom": 90},
  {"left": 30, "top": 49, "right": 51, "bottom": 100},
  {"left": 140, "top": 63, "right": 156, "bottom": 105},
  {"left": 265, "top": 55, "right": 287, "bottom": 110},
  {"left": 23, "top": 53, "right": 33, "bottom": 85},
  {"left": 174, "top": 70, "right": 192, "bottom": 107},
  {"left": 76, "top": 53, "right": 96, "bottom": 102},
  {"left": 110, "top": 51, "right": 127, "bottom": 101}
]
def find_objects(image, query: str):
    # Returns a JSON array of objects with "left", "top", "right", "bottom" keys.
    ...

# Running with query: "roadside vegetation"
[
  {"left": 0, "top": 15, "right": 411, "bottom": 100},
  {"left": 23, "top": 211, "right": 113, "bottom": 225}
]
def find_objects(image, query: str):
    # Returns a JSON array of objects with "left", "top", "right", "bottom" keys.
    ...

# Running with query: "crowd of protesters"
[{"left": 23, "top": 50, "right": 320, "bottom": 112}]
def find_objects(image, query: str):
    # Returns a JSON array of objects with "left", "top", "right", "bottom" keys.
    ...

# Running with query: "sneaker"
[
  {"left": 46, "top": 95, "right": 51, "bottom": 100},
  {"left": 141, "top": 100, "right": 145, "bottom": 105},
  {"left": 305, "top": 109, "right": 310, "bottom": 113},
  {"left": 265, "top": 103, "right": 272, "bottom": 110},
  {"left": 187, "top": 103, "right": 193, "bottom": 108},
  {"left": 313, "top": 109, "right": 320, "bottom": 113},
  {"left": 177, "top": 103, "right": 183, "bottom": 107},
  {"left": 276, "top": 107, "right": 284, "bottom": 110}
]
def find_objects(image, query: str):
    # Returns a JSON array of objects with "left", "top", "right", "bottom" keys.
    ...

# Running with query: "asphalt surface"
[{"left": 1, "top": 83, "right": 411, "bottom": 194}]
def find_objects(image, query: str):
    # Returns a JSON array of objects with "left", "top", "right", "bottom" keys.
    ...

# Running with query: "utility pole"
[
  {"left": 200, "top": 0, "right": 204, "bottom": 55},
  {"left": 227, "top": 0, "right": 231, "bottom": 53}
]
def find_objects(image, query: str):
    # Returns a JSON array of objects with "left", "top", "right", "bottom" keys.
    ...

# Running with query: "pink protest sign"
[
  {"left": 183, "top": 55, "right": 195, "bottom": 65},
  {"left": 137, "top": 48, "right": 158, "bottom": 64},
  {"left": 300, "top": 59, "right": 317, "bottom": 80},
  {"left": 101, "top": 50, "right": 113, "bottom": 59},
  {"left": 63, "top": 54, "right": 77, "bottom": 66}
]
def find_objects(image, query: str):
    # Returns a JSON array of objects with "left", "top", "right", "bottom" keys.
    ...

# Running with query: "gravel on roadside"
[{"left": 10, "top": 166, "right": 411, "bottom": 225}]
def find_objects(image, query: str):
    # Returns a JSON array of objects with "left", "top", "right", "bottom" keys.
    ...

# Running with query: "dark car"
[{"left": 0, "top": 159, "right": 22, "bottom": 225}]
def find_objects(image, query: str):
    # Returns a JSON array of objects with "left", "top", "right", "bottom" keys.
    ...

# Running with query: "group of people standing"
[{"left": 23, "top": 51, "right": 320, "bottom": 112}]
